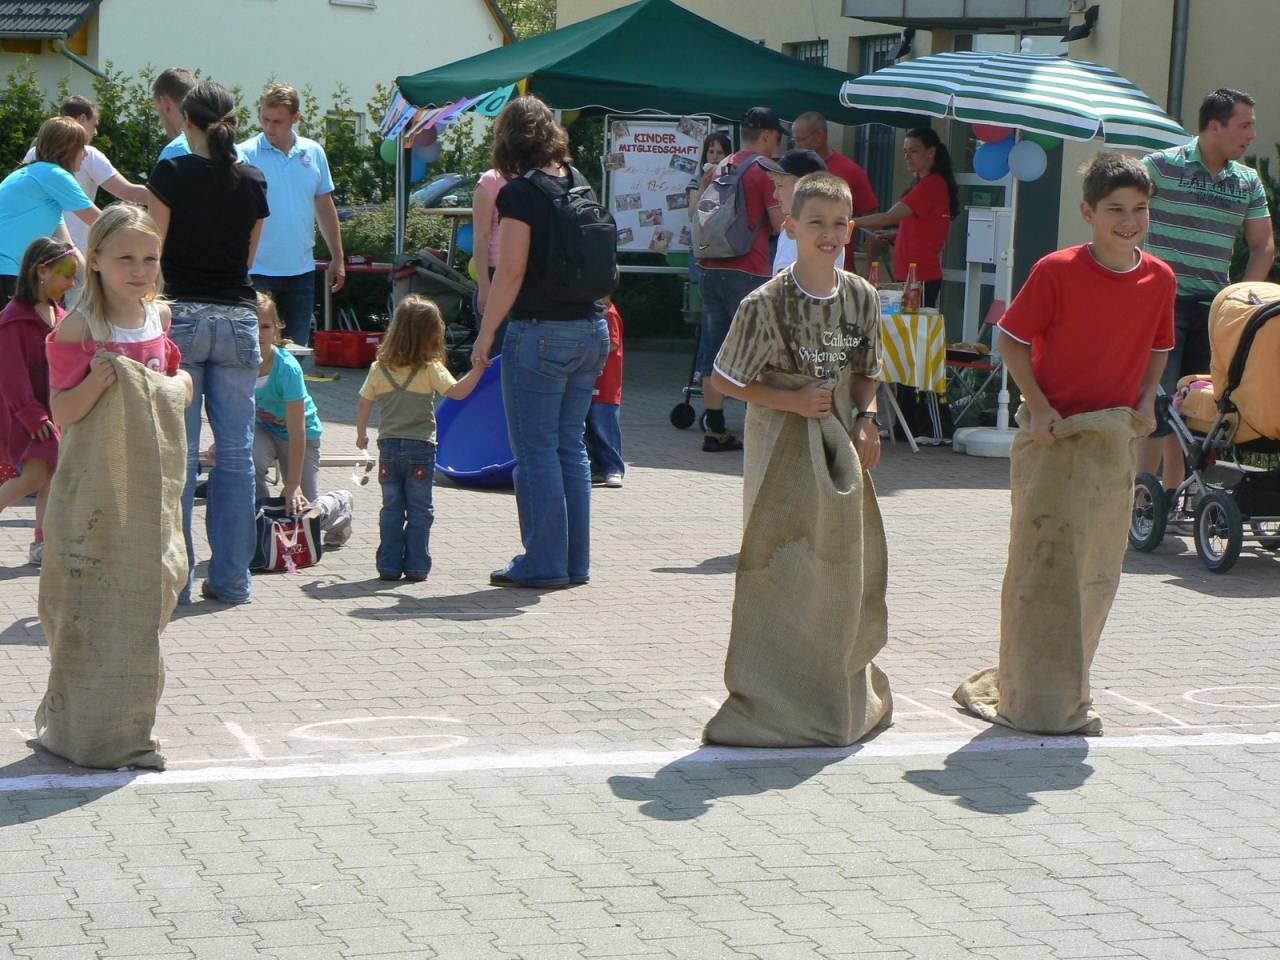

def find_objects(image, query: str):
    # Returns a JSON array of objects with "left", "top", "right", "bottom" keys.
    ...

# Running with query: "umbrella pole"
[{"left": 994, "top": 171, "right": 1019, "bottom": 431}]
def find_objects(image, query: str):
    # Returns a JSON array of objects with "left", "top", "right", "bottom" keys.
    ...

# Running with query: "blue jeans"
[
  {"left": 251, "top": 272, "right": 316, "bottom": 347},
  {"left": 696, "top": 268, "right": 767, "bottom": 376},
  {"left": 376, "top": 438, "right": 436, "bottom": 578},
  {"left": 501, "top": 317, "right": 609, "bottom": 584},
  {"left": 170, "top": 302, "right": 261, "bottom": 603},
  {"left": 585, "top": 402, "right": 625, "bottom": 477}
]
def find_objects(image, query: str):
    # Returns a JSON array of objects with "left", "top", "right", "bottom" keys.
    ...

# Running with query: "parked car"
[{"left": 410, "top": 172, "right": 479, "bottom": 209}]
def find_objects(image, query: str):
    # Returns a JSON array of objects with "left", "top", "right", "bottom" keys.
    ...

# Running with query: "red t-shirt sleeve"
[
  {"left": 745, "top": 161, "right": 778, "bottom": 228},
  {"left": 903, "top": 174, "right": 947, "bottom": 218},
  {"left": 848, "top": 163, "right": 879, "bottom": 216},
  {"left": 1150, "top": 262, "right": 1176, "bottom": 351},
  {"left": 997, "top": 257, "right": 1056, "bottom": 345}
]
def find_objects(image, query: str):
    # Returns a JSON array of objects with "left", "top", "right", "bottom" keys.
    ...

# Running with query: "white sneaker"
[
  {"left": 28, "top": 541, "right": 43, "bottom": 566},
  {"left": 604, "top": 474, "right": 624, "bottom": 488}
]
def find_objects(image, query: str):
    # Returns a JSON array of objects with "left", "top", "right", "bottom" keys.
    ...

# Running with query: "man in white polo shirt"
[{"left": 238, "top": 83, "right": 345, "bottom": 346}]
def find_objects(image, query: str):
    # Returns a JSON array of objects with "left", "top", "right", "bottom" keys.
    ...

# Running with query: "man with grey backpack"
[{"left": 690, "top": 107, "right": 785, "bottom": 452}]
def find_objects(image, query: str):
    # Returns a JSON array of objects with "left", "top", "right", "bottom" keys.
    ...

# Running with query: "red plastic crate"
[{"left": 313, "top": 330, "right": 384, "bottom": 368}]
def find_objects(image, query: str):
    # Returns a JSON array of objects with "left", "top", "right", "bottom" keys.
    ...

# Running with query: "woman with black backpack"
[{"left": 472, "top": 96, "right": 616, "bottom": 589}]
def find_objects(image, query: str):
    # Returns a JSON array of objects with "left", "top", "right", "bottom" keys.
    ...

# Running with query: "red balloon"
[{"left": 973, "top": 123, "right": 1014, "bottom": 143}]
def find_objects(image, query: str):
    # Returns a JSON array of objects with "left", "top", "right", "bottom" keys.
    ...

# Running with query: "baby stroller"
[
  {"left": 1129, "top": 282, "right": 1280, "bottom": 572},
  {"left": 392, "top": 249, "right": 477, "bottom": 373}
]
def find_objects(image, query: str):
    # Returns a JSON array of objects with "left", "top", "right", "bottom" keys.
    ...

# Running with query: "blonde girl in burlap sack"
[{"left": 35, "top": 203, "right": 193, "bottom": 770}]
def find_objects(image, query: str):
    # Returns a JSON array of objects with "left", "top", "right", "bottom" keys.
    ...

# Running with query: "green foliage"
[
  {"left": 434, "top": 113, "right": 495, "bottom": 179},
  {"left": 505, "top": 0, "right": 557, "bottom": 38},
  {"left": 1231, "top": 148, "right": 1280, "bottom": 282},
  {"left": 340, "top": 203, "right": 450, "bottom": 260},
  {"left": 0, "top": 60, "right": 52, "bottom": 171},
  {"left": 89, "top": 63, "right": 169, "bottom": 184}
]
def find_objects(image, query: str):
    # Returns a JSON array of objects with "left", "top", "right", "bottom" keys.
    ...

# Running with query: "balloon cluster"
[{"left": 972, "top": 124, "right": 1060, "bottom": 183}]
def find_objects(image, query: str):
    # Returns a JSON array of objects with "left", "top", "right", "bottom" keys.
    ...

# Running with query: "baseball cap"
[
  {"left": 758, "top": 149, "right": 827, "bottom": 177},
  {"left": 742, "top": 106, "right": 790, "bottom": 135}
]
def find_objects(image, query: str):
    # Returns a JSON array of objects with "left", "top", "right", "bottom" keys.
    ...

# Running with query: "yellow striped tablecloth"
[{"left": 878, "top": 311, "right": 946, "bottom": 393}]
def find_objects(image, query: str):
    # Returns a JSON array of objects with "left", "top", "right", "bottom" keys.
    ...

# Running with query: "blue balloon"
[
  {"left": 410, "top": 154, "right": 429, "bottom": 183},
  {"left": 456, "top": 222, "right": 474, "bottom": 255},
  {"left": 974, "top": 138, "right": 1014, "bottom": 181}
]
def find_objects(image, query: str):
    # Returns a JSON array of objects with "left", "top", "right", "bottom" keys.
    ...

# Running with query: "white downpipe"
[{"left": 995, "top": 170, "right": 1019, "bottom": 431}]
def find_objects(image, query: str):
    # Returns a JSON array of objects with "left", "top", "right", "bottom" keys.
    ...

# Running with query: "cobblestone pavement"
[{"left": 1, "top": 351, "right": 1277, "bottom": 959}]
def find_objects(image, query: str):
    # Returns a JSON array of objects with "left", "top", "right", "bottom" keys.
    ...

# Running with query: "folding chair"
[{"left": 946, "top": 299, "right": 1005, "bottom": 428}]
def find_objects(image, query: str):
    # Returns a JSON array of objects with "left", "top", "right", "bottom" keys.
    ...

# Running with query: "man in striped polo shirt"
[{"left": 1139, "top": 88, "right": 1274, "bottom": 493}]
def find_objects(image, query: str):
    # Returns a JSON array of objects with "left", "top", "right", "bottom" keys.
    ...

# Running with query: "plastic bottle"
[
  {"left": 902, "top": 262, "right": 920, "bottom": 313},
  {"left": 867, "top": 260, "right": 881, "bottom": 287}
]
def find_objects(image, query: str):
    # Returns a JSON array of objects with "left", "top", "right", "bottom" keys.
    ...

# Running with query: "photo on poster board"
[{"left": 602, "top": 114, "right": 710, "bottom": 255}]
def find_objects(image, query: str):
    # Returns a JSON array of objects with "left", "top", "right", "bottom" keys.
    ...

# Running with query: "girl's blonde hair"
[
  {"left": 257, "top": 291, "right": 285, "bottom": 346},
  {"left": 34, "top": 116, "right": 87, "bottom": 169},
  {"left": 78, "top": 204, "right": 165, "bottom": 343},
  {"left": 378, "top": 294, "right": 446, "bottom": 369}
]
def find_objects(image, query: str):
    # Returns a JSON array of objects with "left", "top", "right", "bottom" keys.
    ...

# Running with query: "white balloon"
[{"left": 1009, "top": 140, "right": 1048, "bottom": 182}]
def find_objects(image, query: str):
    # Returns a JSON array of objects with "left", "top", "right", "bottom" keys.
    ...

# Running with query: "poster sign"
[{"left": 602, "top": 115, "right": 710, "bottom": 254}]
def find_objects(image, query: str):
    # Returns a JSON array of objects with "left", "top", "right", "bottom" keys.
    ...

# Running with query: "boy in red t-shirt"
[
  {"left": 997, "top": 153, "right": 1175, "bottom": 439},
  {"left": 954, "top": 153, "right": 1175, "bottom": 736},
  {"left": 586, "top": 298, "right": 625, "bottom": 487}
]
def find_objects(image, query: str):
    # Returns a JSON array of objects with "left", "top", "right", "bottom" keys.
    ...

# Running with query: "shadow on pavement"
[
  {"left": 608, "top": 752, "right": 844, "bottom": 822},
  {"left": 0, "top": 616, "right": 44, "bottom": 645},
  {"left": 302, "top": 579, "right": 544, "bottom": 621},
  {"left": 0, "top": 750, "right": 129, "bottom": 824},
  {"left": 902, "top": 727, "right": 1093, "bottom": 814},
  {"left": 652, "top": 553, "right": 737, "bottom": 576}
]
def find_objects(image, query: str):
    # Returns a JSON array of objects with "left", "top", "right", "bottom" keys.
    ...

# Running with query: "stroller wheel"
[
  {"left": 670, "top": 402, "right": 696, "bottom": 430},
  {"left": 1194, "top": 491, "right": 1243, "bottom": 573},
  {"left": 1129, "top": 473, "right": 1166, "bottom": 552}
]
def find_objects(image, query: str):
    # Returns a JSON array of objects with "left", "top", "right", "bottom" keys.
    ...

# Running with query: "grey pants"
[{"left": 253, "top": 427, "right": 321, "bottom": 501}]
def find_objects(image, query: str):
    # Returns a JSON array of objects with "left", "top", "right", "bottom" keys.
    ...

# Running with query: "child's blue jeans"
[
  {"left": 585, "top": 402, "right": 625, "bottom": 477},
  {"left": 376, "top": 438, "right": 436, "bottom": 578}
]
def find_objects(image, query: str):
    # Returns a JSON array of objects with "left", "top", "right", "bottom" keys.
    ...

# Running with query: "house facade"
[{"left": 0, "top": 0, "right": 513, "bottom": 125}]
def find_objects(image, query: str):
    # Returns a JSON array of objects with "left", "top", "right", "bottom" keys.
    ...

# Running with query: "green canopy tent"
[
  {"left": 395, "top": 0, "right": 918, "bottom": 124},
  {"left": 389, "top": 0, "right": 920, "bottom": 256}
]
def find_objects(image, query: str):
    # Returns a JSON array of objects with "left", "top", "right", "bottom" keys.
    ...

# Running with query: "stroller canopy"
[{"left": 1207, "top": 282, "right": 1280, "bottom": 441}]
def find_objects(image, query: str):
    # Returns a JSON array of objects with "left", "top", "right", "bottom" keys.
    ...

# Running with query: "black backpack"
[{"left": 523, "top": 166, "right": 618, "bottom": 304}]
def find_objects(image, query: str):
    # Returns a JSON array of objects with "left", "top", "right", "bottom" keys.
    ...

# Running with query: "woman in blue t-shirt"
[{"left": 0, "top": 117, "right": 99, "bottom": 300}]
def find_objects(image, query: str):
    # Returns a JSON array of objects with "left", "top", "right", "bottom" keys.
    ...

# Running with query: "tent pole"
[{"left": 394, "top": 130, "right": 407, "bottom": 259}]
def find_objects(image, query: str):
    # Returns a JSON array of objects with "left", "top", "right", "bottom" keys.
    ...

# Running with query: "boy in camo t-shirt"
[
  {"left": 702, "top": 172, "right": 893, "bottom": 748},
  {"left": 710, "top": 172, "right": 883, "bottom": 459}
]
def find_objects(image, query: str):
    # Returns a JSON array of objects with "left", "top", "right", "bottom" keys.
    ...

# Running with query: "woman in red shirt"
[{"left": 857, "top": 127, "right": 959, "bottom": 308}]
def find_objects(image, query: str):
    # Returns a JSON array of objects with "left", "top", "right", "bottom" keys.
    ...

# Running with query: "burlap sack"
[
  {"left": 704, "top": 392, "right": 892, "bottom": 747},
  {"left": 36, "top": 355, "right": 188, "bottom": 769},
  {"left": 954, "top": 405, "right": 1152, "bottom": 735}
]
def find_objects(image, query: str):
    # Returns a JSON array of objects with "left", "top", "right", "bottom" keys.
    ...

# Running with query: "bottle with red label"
[{"left": 902, "top": 261, "right": 921, "bottom": 312}]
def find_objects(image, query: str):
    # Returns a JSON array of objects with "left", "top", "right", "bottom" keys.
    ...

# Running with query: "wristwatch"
[{"left": 855, "top": 410, "right": 878, "bottom": 421}]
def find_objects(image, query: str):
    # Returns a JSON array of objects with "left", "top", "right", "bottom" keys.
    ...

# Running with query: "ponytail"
[{"left": 181, "top": 81, "right": 241, "bottom": 190}]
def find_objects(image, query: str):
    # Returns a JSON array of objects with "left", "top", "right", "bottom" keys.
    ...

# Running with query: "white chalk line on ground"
[{"left": 3, "top": 728, "right": 1280, "bottom": 794}]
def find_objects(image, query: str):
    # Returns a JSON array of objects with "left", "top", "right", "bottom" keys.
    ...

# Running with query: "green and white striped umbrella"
[{"left": 839, "top": 51, "right": 1187, "bottom": 150}]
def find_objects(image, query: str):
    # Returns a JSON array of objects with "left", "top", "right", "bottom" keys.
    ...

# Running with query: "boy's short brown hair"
[
  {"left": 1079, "top": 152, "right": 1154, "bottom": 207},
  {"left": 260, "top": 82, "right": 301, "bottom": 115},
  {"left": 152, "top": 67, "right": 195, "bottom": 102},
  {"left": 790, "top": 171, "right": 853, "bottom": 219}
]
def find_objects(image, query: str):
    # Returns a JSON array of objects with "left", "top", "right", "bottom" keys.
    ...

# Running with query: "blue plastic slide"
[{"left": 435, "top": 356, "right": 516, "bottom": 487}]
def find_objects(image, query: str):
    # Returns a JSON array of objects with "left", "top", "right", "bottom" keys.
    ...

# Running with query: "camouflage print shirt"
[{"left": 713, "top": 266, "right": 882, "bottom": 428}]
